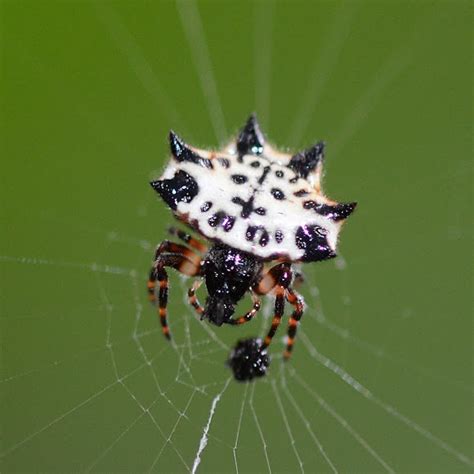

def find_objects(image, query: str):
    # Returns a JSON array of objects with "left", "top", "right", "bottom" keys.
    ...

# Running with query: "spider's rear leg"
[
  {"left": 154, "top": 240, "right": 201, "bottom": 265},
  {"left": 255, "top": 263, "right": 292, "bottom": 350},
  {"left": 148, "top": 243, "right": 202, "bottom": 340},
  {"left": 283, "top": 288, "right": 305, "bottom": 359},
  {"left": 168, "top": 227, "right": 207, "bottom": 254}
]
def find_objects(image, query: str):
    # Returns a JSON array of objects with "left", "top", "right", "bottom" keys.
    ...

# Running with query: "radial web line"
[
  {"left": 105, "top": 246, "right": 227, "bottom": 471},
  {"left": 173, "top": 315, "right": 200, "bottom": 389},
  {"left": 178, "top": 278, "right": 231, "bottom": 370},
  {"left": 280, "top": 371, "right": 338, "bottom": 473},
  {"left": 191, "top": 377, "right": 232, "bottom": 474},
  {"left": 177, "top": 271, "right": 231, "bottom": 352},
  {"left": 0, "top": 255, "right": 133, "bottom": 276},
  {"left": 271, "top": 379, "right": 305, "bottom": 473},
  {"left": 0, "top": 350, "right": 165, "bottom": 459},
  {"left": 306, "top": 283, "right": 473, "bottom": 393},
  {"left": 300, "top": 333, "right": 474, "bottom": 467},
  {"left": 1, "top": 248, "right": 190, "bottom": 468},
  {"left": 84, "top": 395, "right": 162, "bottom": 473},
  {"left": 172, "top": 334, "right": 199, "bottom": 388},
  {"left": 176, "top": 0, "right": 227, "bottom": 143},
  {"left": 249, "top": 383, "right": 272, "bottom": 474},
  {"left": 132, "top": 271, "right": 201, "bottom": 406},
  {"left": 290, "top": 369, "right": 395, "bottom": 473},
  {"left": 148, "top": 389, "right": 197, "bottom": 472},
  {"left": 183, "top": 293, "right": 196, "bottom": 361},
  {"left": 287, "top": 2, "right": 357, "bottom": 144},
  {"left": 98, "top": 269, "right": 193, "bottom": 472},
  {"left": 0, "top": 339, "right": 131, "bottom": 386},
  {"left": 97, "top": 272, "right": 161, "bottom": 420},
  {"left": 232, "top": 383, "right": 249, "bottom": 474},
  {"left": 92, "top": 2, "right": 183, "bottom": 126},
  {"left": 131, "top": 275, "right": 165, "bottom": 392},
  {"left": 0, "top": 256, "right": 152, "bottom": 387}
]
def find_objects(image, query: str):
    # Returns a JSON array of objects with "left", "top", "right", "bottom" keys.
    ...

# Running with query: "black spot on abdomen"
[
  {"left": 259, "top": 230, "right": 269, "bottom": 247},
  {"left": 246, "top": 226, "right": 258, "bottom": 241},
  {"left": 208, "top": 211, "right": 236, "bottom": 232},
  {"left": 271, "top": 188, "right": 285, "bottom": 200},
  {"left": 295, "top": 225, "right": 336, "bottom": 262},
  {"left": 245, "top": 225, "right": 270, "bottom": 247},
  {"left": 151, "top": 170, "right": 198, "bottom": 211},
  {"left": 208, "top": 212, "right": 226, "bottom": 227},
  {"left": 232, "top": 174, "right": 248, "bottom": 184},
  {"left": 200, "top": 201, "right": 213, "bottom": 212},
  {"left": 222, "top": 215, "right": 235, "bottom": 232}
]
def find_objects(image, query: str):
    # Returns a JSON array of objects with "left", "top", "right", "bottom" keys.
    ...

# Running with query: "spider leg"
[
  {"left": 147, "top": 242, "right": 202, "bottom": 340},
  {"left": 283, "top": 287, "right": 305, "bottom": 359},
  {"left": 228, "top": 294, "right": 261, "bottom": 325},
  {"left": 167, "top": 227, "right": 208, "bottom": 254},
  {"left": 255, "top": 263, "right": 293, "bottom": 350},
  {"left": 188, "top": 279, "right": 205, "bottom": 318},
  {"left": 154, "top": 240, "right": 201, "bottom": 265},
  {"left": 188, "top": 283, "right": 261, "bottom": 325}
]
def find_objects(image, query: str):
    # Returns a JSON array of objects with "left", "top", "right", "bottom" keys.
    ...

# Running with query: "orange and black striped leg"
[
  {"left": 255, "top": 263, "right": 293, "bottom": 350},
  {"left": 228, "top": 295, "right": 261, "bottom": 325},
  {"left": 168, "top": 227, "right": 208, "bottom": 254},
  {"left": 155, "top": 265, "right": 171, "bottom": 340},
  {"left": 154, "top": 240, "right": 201, "bottom": 265},
  {"left": 283, "top": 288, "right": 305, "bottom": 359},
  {"left": 188, "top": 280, "right": 205, "bottom": 318},
  {"left": 255, "top": 262, "right": 292, "bottom": 296},
  {"left": 261, "top": 285, "right": 285, "bottom": 349},
  {"left": 148, "top": 253, "right": 201, "bottom": 340}
]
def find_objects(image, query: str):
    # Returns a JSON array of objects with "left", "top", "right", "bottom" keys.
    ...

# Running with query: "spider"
[{"left": 147, "top": 115, "right": 356, "bottom": 367}]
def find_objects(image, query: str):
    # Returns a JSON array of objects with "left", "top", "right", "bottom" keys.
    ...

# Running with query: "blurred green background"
[{"left": 1, "top": 0, "right": 472, "bottom": 472}]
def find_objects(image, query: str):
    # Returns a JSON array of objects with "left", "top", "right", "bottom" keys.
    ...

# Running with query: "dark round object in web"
[{"left": 227, "top": 338, "right": 270, "bottom": 382}]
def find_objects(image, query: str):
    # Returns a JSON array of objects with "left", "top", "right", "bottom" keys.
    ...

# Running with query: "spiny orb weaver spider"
[{"left": 147, "top": 115, "right": 356, "bottom": 381}]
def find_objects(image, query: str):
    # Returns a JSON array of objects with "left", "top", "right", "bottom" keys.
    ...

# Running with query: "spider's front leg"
[
  {"left": 187, "top": 280, "right": 205, "bottom": 318},
  {"left": 254, "top": 263, "right": 305, "bottom": 358},
  {"left": 283, "top": 287, "right": 305, "bottom": 359},
  {"left": 255, "top": 262, "right": 293, "bottom": 351},
  {"left": 228, "top": 295, "right": 261, "bottom": 326},
  {"left": 147, "top": 240, "right": 202, "bottom": 340},
  {"left": 187, "top": 280, "right": 261, "bottom": 325}
]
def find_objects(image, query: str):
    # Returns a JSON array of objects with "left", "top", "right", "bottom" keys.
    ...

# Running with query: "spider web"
[
  {"left": 1, "top": 233, "right": 471, "bottom": 472},
  {"left": 1, "top": 1, "right": 472, "bottom": 473}
]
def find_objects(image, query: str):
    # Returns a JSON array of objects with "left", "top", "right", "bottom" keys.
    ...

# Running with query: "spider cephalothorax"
[
  {"left": 201, "top": 243, "right": 263, "bottom": 326},
  {"left": 147, "top": 114, "right": 356, "bottom": 375}
]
